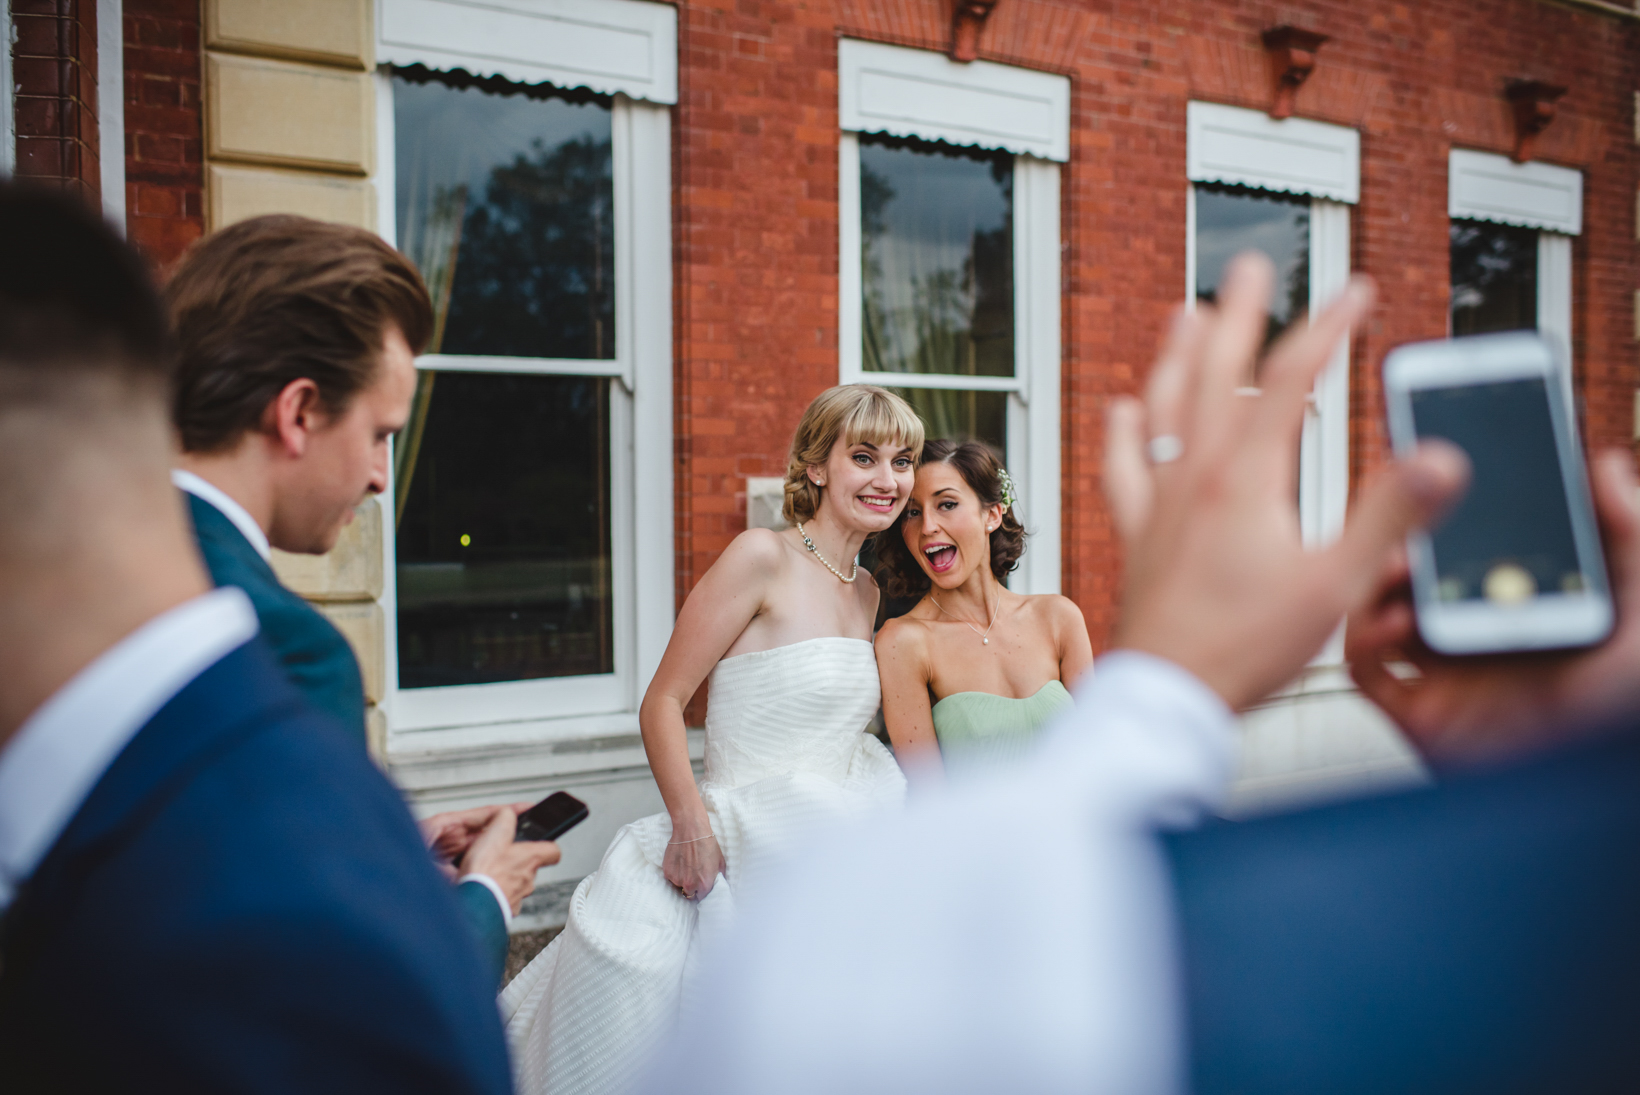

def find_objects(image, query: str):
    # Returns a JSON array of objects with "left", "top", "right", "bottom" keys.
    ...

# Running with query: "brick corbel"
[
  {"left": 950, "top": 0, "right": 999, "bottom": 64},
  {"left": 1261, "top": 25, "right": 1329, "bottom": 120},
  {"left": 1505, "top": 79, "right": 1568, "bottom": 163}
]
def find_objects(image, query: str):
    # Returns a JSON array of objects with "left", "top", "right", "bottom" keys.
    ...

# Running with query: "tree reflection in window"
[
  {"left": 391, "top": 69, "right": 616, "bottom": 690},
  {"left": 859, "top": 134, "right": 1012, "bottom": 449},
  {"left": 1450, "top": 219, "right": 1537, "bottom": 336},
  {"left": 394, "top": 67, "right": 613, "bottom": 360},
  {"left": 1194, "top": 183, "right": 1310, "bottom": 355}
]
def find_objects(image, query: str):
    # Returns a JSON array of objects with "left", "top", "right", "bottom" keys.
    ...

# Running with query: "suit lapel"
[
  {"left": 185, "top": 491, "right": 281, "bottom": 586},
  {"left": 0, "top": 640, "right": 302, "bottom": 983}
]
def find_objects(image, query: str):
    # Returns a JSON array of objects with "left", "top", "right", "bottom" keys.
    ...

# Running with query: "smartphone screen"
[
  {"left": 515, "top": 791, "right": 588, "bottom": 843},
  {"left": 1410, "top": 376, "right": 1586, "bottom": 605}
]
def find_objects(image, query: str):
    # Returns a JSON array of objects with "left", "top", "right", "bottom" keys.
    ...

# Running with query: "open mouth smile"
[
  {"left": 923, "top": 544, "right": 957, "bottom": 573},
  {"left": 858, "top": 495, "right": 897, "bottom": 513}
]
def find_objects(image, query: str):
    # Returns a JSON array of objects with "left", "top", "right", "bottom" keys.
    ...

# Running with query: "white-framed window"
[
  {"left": 1186, "top": 101, "right": 1359, "bottom": 552},
  {"left": 837, "top": 39, "right": 1068, "bottom": 595},
  {"left": 1447, "top": 149, "right": 1581, "bottom": 398},
  {"left": 97, "top": 0, "right": 125, "bottom": 229},
  {"left": 374, "top": 0, "right": 674, "bottom": 745},
  {"left": 1, "top": 1, "right": 13, "bottom": 176}
]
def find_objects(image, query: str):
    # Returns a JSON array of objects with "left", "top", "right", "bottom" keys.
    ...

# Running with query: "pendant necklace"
[
  {"left": 795, "top": 521, "right": 857, "bottom": 583},
  {"left": 930, "top": 586, "right": 998, "bottom": 645}
]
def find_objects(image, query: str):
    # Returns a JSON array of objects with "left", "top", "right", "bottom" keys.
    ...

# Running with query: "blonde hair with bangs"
[{"left": 782, "top": 385, "right": 925, "bottom": 524}]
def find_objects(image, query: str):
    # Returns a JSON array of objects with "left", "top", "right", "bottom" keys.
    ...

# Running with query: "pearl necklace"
[
  {"left": 795, "top": 521, "right": 857, "bottom": 583},
  {"left": 930, "top": 587, "right": 999, "bottom": 645}
]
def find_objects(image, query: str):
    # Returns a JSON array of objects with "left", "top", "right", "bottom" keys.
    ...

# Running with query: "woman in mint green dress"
[{"left": 874, "top": 440, "right": 1094, "bottom": 779}]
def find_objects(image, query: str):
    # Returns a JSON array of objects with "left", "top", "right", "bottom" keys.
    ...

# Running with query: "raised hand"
[
  {"left": 1104, "top": 252, "right": 1469, "bottom": 711},
  {"left": 461, "top": 806, "right": 563, "bottom": 915},
  {"left": 1347, "top": 449, "right": 1640, "bottom": 764}
]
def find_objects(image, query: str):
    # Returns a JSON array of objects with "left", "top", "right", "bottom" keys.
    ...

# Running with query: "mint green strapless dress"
[{"left": 930, "top": 680, "right": 1074, "bottom": 769}]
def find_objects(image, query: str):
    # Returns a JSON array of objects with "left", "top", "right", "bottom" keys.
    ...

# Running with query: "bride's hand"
[{"left": 662, "top": 822, "right": 723, "bottom": 901}]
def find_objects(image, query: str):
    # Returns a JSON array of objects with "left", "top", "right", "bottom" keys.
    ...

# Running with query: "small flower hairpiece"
[{"left": 997, "top": 467, "right": 1018, "bottom": 510}]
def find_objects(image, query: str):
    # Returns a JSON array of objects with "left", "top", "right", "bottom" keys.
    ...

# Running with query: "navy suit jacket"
[
  {"left": 185, "top": 490, "right": 510, "bottom": 984},
  {"left": 1169, "top": 725, "right": 1640, "bottom": 1094},
  {"left": 0, "top": 639, "right": 512, "bottom": 1094}
]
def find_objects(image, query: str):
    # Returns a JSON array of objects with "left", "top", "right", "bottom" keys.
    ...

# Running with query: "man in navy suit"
[
  {"left": 0, "top": 186, "right": 511, "bottom": 1090},
  {"left": 159, "top": 214, "right": 558, "bottom": 985}
]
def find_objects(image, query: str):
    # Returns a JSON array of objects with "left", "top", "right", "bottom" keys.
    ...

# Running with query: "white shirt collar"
[
  {"left": 172, "top": 469, "right": 272, "bottom": 562},
  {"left": 0, "top": 588, "right": 259, "bottom": 912}
]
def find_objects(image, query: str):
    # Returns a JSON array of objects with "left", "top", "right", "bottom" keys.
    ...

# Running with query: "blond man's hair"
[{"left": 782, "top": 385, "right": 925, "bottom": 524}]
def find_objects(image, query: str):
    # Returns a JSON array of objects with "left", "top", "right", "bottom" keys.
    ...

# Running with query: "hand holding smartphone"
[
  {"left": 515, "top": 791, "right": 589, "bottom": 843},
  {"left": 1382, "top": 331, "right": 1612, "bottom": 655}
]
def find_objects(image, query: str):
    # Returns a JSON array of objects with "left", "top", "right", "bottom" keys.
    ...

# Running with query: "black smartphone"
[{"left": 515, "top": 791, "right": 589, "bottom": 843}]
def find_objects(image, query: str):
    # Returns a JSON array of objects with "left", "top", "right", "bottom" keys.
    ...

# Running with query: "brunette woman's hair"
[{"left": 874, "top": 439, "right": 1026, "bottom": 600}]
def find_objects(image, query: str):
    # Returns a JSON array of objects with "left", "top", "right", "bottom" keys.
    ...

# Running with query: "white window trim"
[
  {"left": 1448, "top": 148, "right": 1582, "bottom": 235},
  {"left": 97, "top": 0, "right": 125, "bottom": 231},
  {"left": 1447, "top": 148, "right": 1580, "bottom": 403},
  {"left": 373, "top": 61, "right": 673, "bottom": 747},
  {"left": 375, "top": 0, "right": 677, "bottom": 106},
  {"left": 837, "top": 42, "right": 1065, "bottom": 595},
  {"left": 1187, "top": 101, "right": 1359, "bottom": 204},
  {"left": 838, "top": 38, "right": 1070, "bottom": 162},
  {"left": 2, "top": 1, "right": 13, "bottom": 176},
  {"left": 1186, "top": 102, "right": 1358, "bottom": 665}
]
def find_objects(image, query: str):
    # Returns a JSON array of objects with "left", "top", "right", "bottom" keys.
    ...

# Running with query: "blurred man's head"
[
  {"left": 0, "top": 182, "right": 175, "bottom": 556},
  {"left": 0, "top": 181, "right": 208, "bottom": 740},
  {"left": 165, "top": 216, "right": 432, "bottom": 554}
]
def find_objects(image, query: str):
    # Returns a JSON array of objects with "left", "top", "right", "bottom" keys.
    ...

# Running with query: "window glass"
[
  {"left": 1195, "top": 183, "right": 1310, "bottom": 350},
  {"left": 392, "top": 71, "right": 616, "bottom": 690},
  {"left": 1450, "top": 219, "right": 1537, "bottom": 336},
  {"left": 396, "top": 373, "right": 613, "bottom": 689},
  {"left": 888, "top": 387, "right": 1006, "bottom": 453},
  {"left": 393, "top": 70, "right": 614, "bottom": 359},
  {"left": 860, "top": 136, "right": 1014, "bottom": 378}
]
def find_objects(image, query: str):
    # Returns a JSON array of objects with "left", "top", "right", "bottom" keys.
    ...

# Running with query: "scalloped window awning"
[
  {"left": 838, "top": 39, "right": 1070, "bottom": 162},
  {"left": 1186, "top": 101, "right": 1359, "bottom": 204},
  {"left": 1449, "top": 149, "right": 1581, "bottom": 235},
  {"left": 376, "top": 0, "right": 677, "bottom": 105}
]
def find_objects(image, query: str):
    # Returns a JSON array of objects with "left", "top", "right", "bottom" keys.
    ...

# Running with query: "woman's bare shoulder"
[
  {"left": 875, "top": 611, "right": 934, "bottom": 656},
  {"left": 709, "top": 528, "right": 790, "bottom": 575},
  {"left": 1019, "top": 592, "right": 1088, "bottom": 628}
]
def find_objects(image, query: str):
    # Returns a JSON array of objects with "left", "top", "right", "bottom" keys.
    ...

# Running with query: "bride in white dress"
[{"left": 501, "top": 384, "right": 925, "bottom": 1095}]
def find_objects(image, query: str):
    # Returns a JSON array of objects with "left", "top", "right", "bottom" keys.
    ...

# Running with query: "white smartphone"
[{"left": 1382, "top": 331, "right": 1612, "bottom": 655}]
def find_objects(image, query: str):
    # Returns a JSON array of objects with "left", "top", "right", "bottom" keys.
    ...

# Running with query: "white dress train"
[{"left": 500, "top": 637, "right": 906, "bottom": 1095}]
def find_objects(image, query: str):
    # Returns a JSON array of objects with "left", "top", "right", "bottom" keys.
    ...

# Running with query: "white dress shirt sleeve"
[{"left": 643, "top": 650, "right": 1239, "bottom": 1095}]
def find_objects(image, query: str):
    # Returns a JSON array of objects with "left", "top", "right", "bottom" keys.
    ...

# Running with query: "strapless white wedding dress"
[{"left": 500, "top": 637, "right": 905, "bottom": 1095}]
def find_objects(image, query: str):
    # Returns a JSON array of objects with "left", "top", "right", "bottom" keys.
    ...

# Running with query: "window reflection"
[
  {"left": 889, "top": 387, "right": 1006, "bottom": 454},
  {"left": 396, "top": 374, "right": 613, "bottom": 689},
  {"left": 1194, "top": 183, "right": 1310, "bottom": 350},
  {"left": 393, "top": 69, "right": 614, "bottom": 359},
  {"left": 1450, "top": 220, "right": 1537, "bottom": 336},
  {"left": 861, "top": 136, "right": 1014, "bottom": 378}
]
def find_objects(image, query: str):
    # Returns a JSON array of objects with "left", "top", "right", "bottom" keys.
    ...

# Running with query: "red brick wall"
[
  {"left": 11, "top": 0, "right": 101, "bottom": 204},
  {"left": 671, "top": 0, "right": 1640, "bottom": 650},
  {"left": 121, "top": 0, "right": 203, "bottom": 270}
]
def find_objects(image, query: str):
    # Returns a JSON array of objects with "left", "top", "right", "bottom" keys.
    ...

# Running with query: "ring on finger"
[{"left": 1148, "top": 434, "right": 1184, "bottom": 465}]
